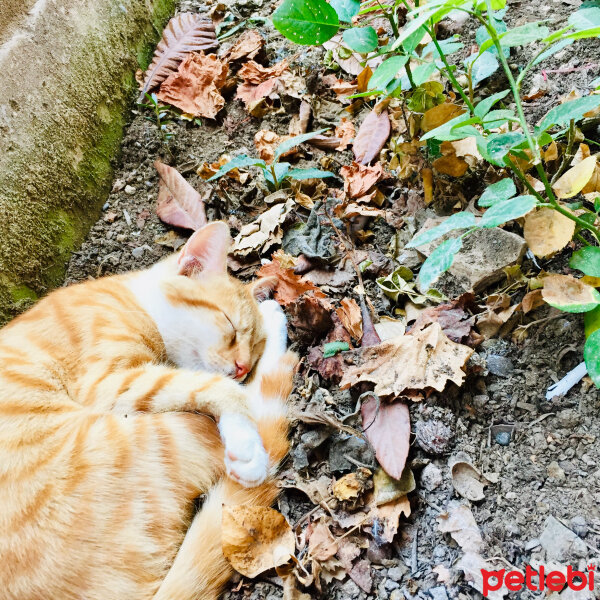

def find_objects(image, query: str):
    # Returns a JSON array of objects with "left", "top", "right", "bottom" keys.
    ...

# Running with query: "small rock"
[
  {"left": 131, "top": 247, "right": 145, "bottom": 259},
  {"left": 429, "top": 586, "right": 449, "bottom": 600},
  {"left": 556, "top": 408, "right": 582, "bottom": 428},
  {"left": 384, "top": 579, "right": 400, "bottom": 591},
  {"left": 525, "top": 538, "right": 541, "bottom": 551},
  {"left": 547, "top": 461, "right": 566, "bottom": 481},
  {"left": 390, "top": 590, "right": 403, "bottom": 600},
  {"left": 432, "top": 545, "right": 446, "bottom": 560},
  {"left": 387, "top": 565, "right": 408, "bottom": 582},
  {"left": 420, "top": 463, "right": 443, "bottom": 491},
  {"left": 329, "top": 434, "right": 376, "bottom": 472},
  {"left": 124, "top": 184, "right": 136, "bottom": 195},
  {"left": 571, "top": 515, "right": 588, "bottom": 538},
  {"left": 486, "top": 355, "right": 514, "bottom": 377},
  {"left": 539, "top": 515, "right": 588, "bottom": 561},
  {"left": 495, "top": 431, "right": 511, "bottom": 446}
]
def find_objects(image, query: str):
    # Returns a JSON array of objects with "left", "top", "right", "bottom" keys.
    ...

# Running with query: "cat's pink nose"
[{"left": 234, "top": 361, "right": 249, "bottom": 379}]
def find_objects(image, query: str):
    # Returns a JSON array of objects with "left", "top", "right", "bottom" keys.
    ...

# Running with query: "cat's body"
[{"left": 0, "top": 222, "right": 296, "bottom": 600}]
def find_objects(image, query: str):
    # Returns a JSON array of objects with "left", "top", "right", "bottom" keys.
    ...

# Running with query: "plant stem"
[
  {"left": 405, "top": 62, "right": 417, "bottom": 91},
  {"left": 270, "top": 165, "right": 279, "bottom": 190},
  {"left": 550, "top": 119, "right": 575, "bottom": 184},
  {"left": 575, "top": 233, "right": 592, "bottom": 246}
]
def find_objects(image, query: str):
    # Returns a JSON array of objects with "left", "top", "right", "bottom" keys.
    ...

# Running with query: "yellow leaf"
[
  {"left": 552, "top": 156, "right": 598, "bottom": 199},
  {"left": 572, "top": 143, "right": 591, "bottom": 165},
  {"left": 544, "top": 141, "right": 559, "bottom": 162},
  {"left": 332, "top": 468, "right": 372, "bottom": 501},
  {"left": 582, "top": 162, "right": 600, "bottom": 195},
  {"left": 523, "top": 207, "right": 575, "bottom": 258},
  {"left": 422, "top": 168, "right": 433, "bottom": 204},
  {"left": 421, "top": 103, "right": 464, "bottom": 133},
  {"left": 432, "top": 154, "right": 469, "bottom": 177},
  {"left": 222, "top": 506, "right": 295, "bottom": 578}
]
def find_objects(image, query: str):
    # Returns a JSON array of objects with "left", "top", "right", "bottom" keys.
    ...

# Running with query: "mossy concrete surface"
[{"left": 0, "top": 0, "right": 175, "bottom": 324}]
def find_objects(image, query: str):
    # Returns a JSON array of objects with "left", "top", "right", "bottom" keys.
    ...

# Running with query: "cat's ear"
[
  {"left": 177, "top": 222, "right": 231, "bottom": 277},
  {"left": 249, "top": 276, "right": 278, "bottom": 301}
]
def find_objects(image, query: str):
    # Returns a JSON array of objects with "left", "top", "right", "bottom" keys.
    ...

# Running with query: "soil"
[{"left": 64, "top": 0, "right": 600, "bottom": 598}]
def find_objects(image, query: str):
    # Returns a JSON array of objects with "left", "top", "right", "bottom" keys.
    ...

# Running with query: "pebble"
[
  {"left": 495, "top": 431, "right": 511, "bottom": 446},
  {"left": 540, "top": 515, "right": 588, "bottom": 561},
  {"left": 525, "top": 538, "right": 541, "bottom": 551},
  {"left": 124, "top": 184, "right": 136, "bottom": 195},
  {"left": 430, "top": 586, "right": 449, "bottom": 600},
  {"left": 547, "top": 461, "right": 566, "bottom": 480},
  {"left": 486, "top": 355, "right": 514, "bottom": 377},
  {"left": 420, "top": 463, "right": 443, "bottom": 491},
  {"left": 131, "top": 247, "right": 145, "bottom": 259},
  {"left": 571, "top": 515, "right": 588, "bottom": 538},
  {"left": 390, "top": 590, "right": 403, "bottom": 600},
  {"left": 384, "top": 579, "right": 400, "bottom": 591},
  {"left": 387, "top": 565, "right": 408, "bottom": 582}
]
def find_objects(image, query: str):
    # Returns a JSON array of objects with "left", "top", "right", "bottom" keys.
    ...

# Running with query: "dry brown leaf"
[
  {"left": 544, "top": 140, "right": 559, "bottom": 162},
  {"left": 374, "top": 316, "right": 406, "bottom": 341},
  {"left": 257, "top": 260, "right": 326, "bottom": 306},
  {"left": 157, "top": 52, "right": 228, "bottom": 119},
  {"left": 521, "top": 289, "right": 544, "bottom": 313},
  {"left": 336, "top": 298, "right": 363, "bottom": 341},
  {"left": 542, "top": 273, "right": 600, "bottom": 308},
  {"left": 373, "top": 466, "right": 415, "bottom": 505},
  {"left": 332, "top": 468, "right": 372, "bottom": 501},
  {"left": 155, "top": 160, "right": 208, "bottom": 230},
  {"left": 223, "top": 29, "right": 264, "bottom": 61},
  {"left": 335, "top": 118, "right": 355, "bottom": 151},
  {"left": 525, "top": 174, "right": 545, "bottom": 192},
  {"left": 254, "top": 130, "right": 295, "bottom": 164},
  {"left": 349, "top": 559, "right": 372, "bottom": 593},
  {"left": 449, "top": 454, "right": 489, "bottom": 502},
  {"left": 450, "top": 137, "right": 483, "bottom": 164},
  {"left": 422, "top": 103, "right": 464, "bottom": 132},
  {"left": 582, "top": 160, "right": 600, "bottom": 194},
  {"left": 432, "top": 154, "right": 469, "bottom": 177},
  {"left": 368, "top": 494, "right": 411, "bottom": 543},
  {"left": 361, "top": 397, "right": 410, "bottom": 479},
  {"left": 422, "top": 167, "right": 434, "bottom": 204},
  {"left": 353, "top": 109, "right": 391, "bottom": 165},
  {"left": 238, "top": 59, "right": 289, "bottom": 84},
  {"left": 322, "top": 74, "right": 357, "bottom": 99},
  {"left": 552, "top": 155, "right": 598, "bottom": 199},
  {"left": 340, "top": 323, "right": 474, "bottom": 397},
  {"left": 222, "top": 505, "right": 295, "bottom": 578},
  {"left": 457, "top": 553, "right": 510, "bottom": 600},
  {"left": 340, "top": 162, "right": 386, "bottom": 198},
  {"left": 572, "top": 143, "right": 591, "bottom": 165},
  {"left": 138, "top": 13, "right": 218, "bottom": 101},
  {"left": 283, "top": 577, "right": 312, "bottom": 600},
  {"left": 437, "top": 502, "right": 483, "bottom": 554},
  {"left": 307, "top": 520, "right": 338, "bottom": 561},
  {"left": 523, "top": 207, "right": 575, "bottom": 258}
]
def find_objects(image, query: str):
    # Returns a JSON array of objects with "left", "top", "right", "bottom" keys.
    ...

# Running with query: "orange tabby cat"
[{"left": 0, "top": 221, "right": 297, "bottom": 600}]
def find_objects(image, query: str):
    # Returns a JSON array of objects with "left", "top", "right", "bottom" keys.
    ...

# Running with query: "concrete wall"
[{"left": 0, "top": 0, "right": 175, "bottom": 324}]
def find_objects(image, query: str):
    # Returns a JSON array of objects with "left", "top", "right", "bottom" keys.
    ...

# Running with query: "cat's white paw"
[
  {"left": 258, "top": 299, "right": 288, "bottom": 369},
  {"left": 218, "top": 413, "right": 269, "bottom": 487}
]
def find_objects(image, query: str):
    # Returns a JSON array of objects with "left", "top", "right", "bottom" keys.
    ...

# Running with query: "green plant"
[
  {"left": 208, "top": 130, "right": 335, "bottom": 190},
  {"left": 138, "top": 93, "right": 202, "bottom": 143},
  {"left": 272, "top": 0, "right": 600, "bottom": 384}
]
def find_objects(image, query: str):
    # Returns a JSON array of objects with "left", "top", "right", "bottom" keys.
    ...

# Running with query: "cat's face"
[{"left": 131, "top": 222, "right": 277, "bottom": 379}]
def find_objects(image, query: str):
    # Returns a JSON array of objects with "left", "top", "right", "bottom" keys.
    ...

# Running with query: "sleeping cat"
[{"left": 0, "top": 221, "right": 297, "bottom": 600}]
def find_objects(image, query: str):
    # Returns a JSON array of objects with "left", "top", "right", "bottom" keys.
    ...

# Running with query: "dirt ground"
[{"left": 64, "top": 0, "right": 600, "bottom": 598}]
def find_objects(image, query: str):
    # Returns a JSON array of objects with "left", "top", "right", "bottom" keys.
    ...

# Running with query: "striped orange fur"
[{"left": 0, "top": 222, "right": 296, "bottom": 600}]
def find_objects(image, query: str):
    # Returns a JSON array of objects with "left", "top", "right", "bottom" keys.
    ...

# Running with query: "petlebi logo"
[{"left": 482, "top": 564, "right": 596, "bottom": 596}]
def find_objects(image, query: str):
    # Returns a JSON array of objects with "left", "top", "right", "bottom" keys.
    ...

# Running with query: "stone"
[
  {"left": 547, "top": 461, "right": 566, "bottom": 481},
  {"left": 486, "top": 355, "right": 514, "bottom": 377},
  {"left": 0, "top": 0, "right": 178, "bottom": 324},
  {"left": 430, "top": 586, "right": 449, "bottom": 600},
  {"left": 571, "top": 515, "right": 588, "bottom": 538},
  {"left": 387, "top": 565, "right": 408, "bottom": 582},
  {"left": 414, "top": 219, "right": 527, "bottom": 295},
  {"left": 539, "top": 515, "right": 588, "bottom": 562},
  {"left": 420, "top": 463, "right": 443, "bottom": 491},
  {"left": 124, "top": 185, "right": 137, "bottom": 195},
  {"left": 329, "top": 434, "right": 376, "bottom": 472},
  {"left": 131, "top": 247, "right": 145, "bottom": 259}
]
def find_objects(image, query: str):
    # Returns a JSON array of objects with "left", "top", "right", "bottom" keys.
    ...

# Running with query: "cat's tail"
[{"left": 152, "top": 351, "right": 298, "bottom": 600}]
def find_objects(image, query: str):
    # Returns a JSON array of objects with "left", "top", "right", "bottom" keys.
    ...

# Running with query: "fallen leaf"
[
  {"left": 423, "top": 168, "right": 434, "bottom": 204},
  {"left": 239, "top": 59, "right": 289, "bottom": 84},
  {"left": 138, "top": 13, "right": 218, "bottom": 101},
  {"left": 323, "top": 34, "right": 382, "bottom": 76},
  {"left": 374, "top": 316, "right": 406, "bottom": 341},
  {"left": 521, "top": 289, "right": 544, "bottom": 313},
  {"left": 523, "top": 207, "right": 576, "bottom": 258},
  {"left": 336, "top": 298, "right": 363, "bottom": 341},
  {"left": 154, "top": 230, "right": 187, "bottom": 250},
  {"left": 437, "top": 501, "right": 483, "bottom": 554},
  {"left": 257, "top": 260, "right": 326, "bottom": 306},
  {"left": 335, "top": 118, "right": 355, "bottom": 151},
  {"left": 340, "top": 323, "right": 474, "bottom": 398},
  {"left": 433, "top": 564, "right": 452, "bottom": 584},
  {"left": 288, "top": 296, "right": 335, "bottom": 343},
  {"left": 222, "top": 505, "right": 295, "bottom": 578},
  {"left": 372, "top": 466, "right": 415, "bottom": 506},
  {"left": 340, "top": 162, "right": 386, "bottom": 199},
  {"left": 476, "top": 294, "right": 518, "bottom": 339},
  {"left": 283, "top": 577, "right": 312, "bottom": 600},
  {"left": 361, "top": 397, "right": 410, "bottom": 479},
  {"left": 307, "top": 520, "right": 338, "bottom": 561},
  {"left": 349, "top": 559, "right": 372, "bottom": 593},
  {"left": 255, "top": 130, "right": 296, "bottom": 164},
  {"left": 457, "top": 553, "right": 509, "bottom": 600},
  {"left": 157, "top": 52, "right": 228, "bottom": 119},
  {"left": 544, "top": 140, "right": 559, "bottom": 162},
  {"left": 422, "top": 103, "right": 464, "bottom": 132},
  {"left": 542, "top": 273, "right": 600, "bottom": 311},
  {"left": 432, "top": 154, "right": 469, "bottom": 177},
  {"left": 332, "top": 468, "right": 372, "bottom": 501},
  {"left": 552, "top": 155, "right": 598, "bottom": 199},
  {"left": 449, "top": 453, "right": 489, "bottom": 502},
  {"left": 231, "top": 199, "right": 294, "bottom": 257},
  {"left": 336, "top": 537, "right": 363, "bottom": 571},
  {"left": 223, "top": 29, "right": 264, "bottom": 61},
  {"left": 353, "top": 109, "right": 391, "bottom": 165},
  {"left": 154, "top": 161, "right": 208, "bottom": 230},
  {"left": 369, "top": 494, "right": 411, "bottom": 543},
  {"left": 582, "top": 160, "right": 600, "bottom": 195},
  {"left": 359, "top": 294, "right": 382, "bottom": 348}
]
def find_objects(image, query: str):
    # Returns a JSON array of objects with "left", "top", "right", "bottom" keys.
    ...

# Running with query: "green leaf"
[
  {"left": 390, "top": 9, "right": 439, "bottom": 51},
  {"left": 569, "top": 7, "right": 600, "bottom": 31},
  {"left": 207, "top": 155, "right": 267, "bottom": 181},
  {"left": 479, "top": 195, "right": 537, "bottom": 227},
  {"left": 421, "top": 36, "right": 463, "bottom": 59},
  {"left": 585, "top": 306, "right": 600, "bottom": 338},
  {"left": 368, "top": 55, "right": 410, "bottom": 90},
  {"left": 286, "top": 168, "right": 336, "bottom": 180},
  {"left": 272, "top": 0, "right": 339, "bottom": 45},
  {"left": 411, "top": 62, "right": 438, "bottom": 86},
  {"left": 418, "top": 237, "right": 463, "bottom": 290},
  {"left": 584, "top": 329, "right": 600, "bottom": 387},
  {"left": 406, "top": 212, "right": 476, "bottom": 248},
  {"left": 474, "top": 89, "right": 510, "bottom": 119},
  {"left": 532, "top": 38, "right": 573, "bottom": 66},
  {"left": 274, "top": 129, "right": 328, "bottom": 162},
  {"left": 402, "top": 26, "right": 427, "bottom": 54},
  {"left": 478, "top": 178, "right": 516, "bottom": 207},
  {"left": 480, "top": 22, "right": 550, "bottom": 54},
  {"left": 537, "top": 95, "right": 600, "bottom": 132},
  {"left": 330, "top": 0, "right": 360, "bottom": 22},
  {"left": 343, "top": 26, "right": 379, "bottom": 53},
  {"left": 264, "top": 162, "right": 291, "bottom": 186},
  {"left": 482, "top": 109, "right": 519, "bottom": 130},
  {"left": 476, "top": 21, "right": 508, "bottom": 57},
  {"left": 323, "top": 341, "right": 350, "bottom": 358},
  {"left": 465, "top": 51, "right": 500, "bottom": 86},
  {"left": 486, "top": 131, "right": 526, "bottom": 165},
  {"left": 570, "top": 246, "right": 600, "bottom": 277}
]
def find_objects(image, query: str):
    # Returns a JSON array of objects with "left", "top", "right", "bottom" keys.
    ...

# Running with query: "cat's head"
[{"left": 135, "top": 222, "right": 277, "bottom": 379}]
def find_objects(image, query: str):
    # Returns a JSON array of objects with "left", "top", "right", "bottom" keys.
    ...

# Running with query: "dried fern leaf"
[{"left": 139, "top": 13, "right": 218, "bottom": 102}]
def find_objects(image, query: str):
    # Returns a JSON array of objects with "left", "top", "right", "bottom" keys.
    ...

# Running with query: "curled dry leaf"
[
  {"left": 422, "top": 103, "right": 464, "bottom": 132},
  {"left": 335, "top": 118, "right": 355, "bottom": 151},
  {"left": 222, "top": 505, "right": 295, "bottom": 578},
  {"left": 283, "top": 577, "right": 312, "bottom": 600},
  {"left": 353, "top": 109, "right": 391, "bottom": 165},
  {"left": 369, "top": 494, "right": 411, "bottom": 543},
  {"left": 361, "top": 397, "right": 410, "bottom": 479},
  {"left": 255, "top": 130, "right": 297, "bottom": 164},
  {"left": 523, "top": 207, "right": 575, "bottom": 258},
  {"left": 340, "top": 323, "right": 474, "bottom": 398},
  {"left": 552, "top": 155, "right": 598, "bottom": 199},
  {"left": 238, "top": 59, "right": 289, "bottom": 84},
  {"left": 374, "top": 316, "right": 406, "bottom": 341},
  {"left": 449, "top": 453, "right": 489, "bottom": 502},
  {"left": 222, "top": 29, "right": 264, "bottom": 62},
  {"left": 154, "top": 161, "right": 208, "bottom": 230},
  {"left": 340, "top": 162, "right": 386, "bottom": 199},
  {"left": 521, "top": 289, "right": 544, "bottom": 313},
  {"left": 373, "top": 466, "right": 415, "bottom": 506},
  {"left": 257, "top": 259, "right": 326, "bottom": 306},
  {"left": 437, "top": 501, "right": 483, "bottom": 554},
  {"left": 542, "top": 273, "right": 600, "bottom": 310},
  {"left": 157, "top": 52, "right": 228, "bottom": 119},
  {"left": 138, "top": 13, "right": 218, "bottom": 101},
  {"left": 307, "top": 520, "right": 338, "bottom": 561},
  {"left": 332, "top": 467, "right": 372, "bottom": 502},
  {"left": 336, "top": 298, "right": 363, "bottom": 341}
]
